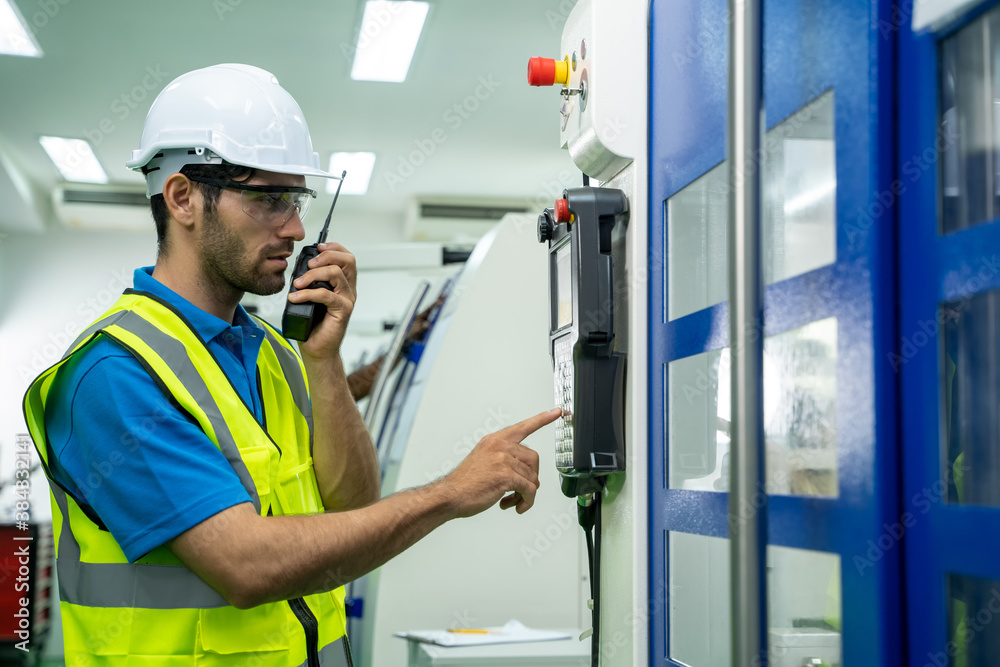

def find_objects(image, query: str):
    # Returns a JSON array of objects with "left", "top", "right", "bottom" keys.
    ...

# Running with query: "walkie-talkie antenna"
[{"left": 317, "top": 170, "right": 347, "bottom": 244}]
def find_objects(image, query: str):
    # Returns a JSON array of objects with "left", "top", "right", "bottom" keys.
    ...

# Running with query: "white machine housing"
[
  {"left": 549, "top": 1, "right": 650, "bottom": 666},
  {"left": 558, "top": 0, "right": 646, "bottom": 181}
]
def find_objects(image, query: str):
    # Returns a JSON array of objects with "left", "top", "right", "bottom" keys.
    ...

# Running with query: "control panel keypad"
[{"left": 553, "top": 335, "right": 574, "bottom": 469}]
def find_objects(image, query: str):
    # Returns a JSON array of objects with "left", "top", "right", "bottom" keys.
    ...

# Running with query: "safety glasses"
[{"left": 185, "top": 176, "right": 317, "bottom": 226}]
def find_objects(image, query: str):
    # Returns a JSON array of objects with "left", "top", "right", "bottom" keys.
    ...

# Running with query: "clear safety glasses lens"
[{"left": 241, "top": 189, "right": 314, "bottom": 225}]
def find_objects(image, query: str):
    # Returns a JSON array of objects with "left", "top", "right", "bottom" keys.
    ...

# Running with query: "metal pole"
[{"left": 728, "top": 0, "right": 767, "bottom": 664}]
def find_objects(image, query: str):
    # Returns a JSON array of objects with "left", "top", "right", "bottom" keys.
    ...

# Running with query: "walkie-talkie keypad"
[{"left": 553, "top": 334, "right": 574, "bottom": 469}]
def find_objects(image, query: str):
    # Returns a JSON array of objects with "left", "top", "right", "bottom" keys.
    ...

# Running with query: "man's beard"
[{"left": 199, "top": 210, "right": 291, "bottom": 297}]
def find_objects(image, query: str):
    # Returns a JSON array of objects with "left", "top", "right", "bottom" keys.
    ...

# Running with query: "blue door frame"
[
  {"left": 649, "top": 0, "right": 901, "bottom": 664},
  {"left": 900, "top": 1, "right": 1000, "bottom": 664}
]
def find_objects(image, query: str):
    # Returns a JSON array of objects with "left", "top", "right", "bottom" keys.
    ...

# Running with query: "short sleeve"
[{"left": 44, "top": 336, "right": 253, "bottom": 562}]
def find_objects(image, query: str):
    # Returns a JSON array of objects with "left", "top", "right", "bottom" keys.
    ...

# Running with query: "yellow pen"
[{"left": 447, "top": 629, "right": 494, "bottom": 634}]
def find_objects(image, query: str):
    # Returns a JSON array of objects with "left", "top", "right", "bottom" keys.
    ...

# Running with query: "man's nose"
[{"left": 279, "top": 209, "right": 306, "bottom": 242}]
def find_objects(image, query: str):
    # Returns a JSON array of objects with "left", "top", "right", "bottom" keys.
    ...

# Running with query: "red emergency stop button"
[
  {"left": 527, "top": 57, "right": 570, "bottom": 87},
  {"left": 555, "top": 198, "right": 572, "bottom": 223}
]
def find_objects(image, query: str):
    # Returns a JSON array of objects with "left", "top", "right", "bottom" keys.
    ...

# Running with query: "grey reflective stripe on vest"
[
  {"left": 63, "top": 311, "right": 130, "bottom": 360},
  {"left": 113, "top": 311, "right": 262, "bottom": 513},
  {"left": 302, "top": 637, "right": 350, "bottom": 667},
  {"left": 255, "top": 318, "right": 314, "bottom": 444},
  {"left": 51, "top": 483, "right": 228, "bottom": 609},
  {"left": 61, "top": 308, "right": 262, "bottom": 513}
]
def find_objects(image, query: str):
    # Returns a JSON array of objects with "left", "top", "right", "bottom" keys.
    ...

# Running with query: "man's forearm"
[
  {"left": 306, "top": 356, "right": 380, "bottom": 510},
  {"left": 170, "top": 408, "right": 556, "bottom": 610},
  {"left": 172, "top": 482, "right": 455, "bottom": 608}
]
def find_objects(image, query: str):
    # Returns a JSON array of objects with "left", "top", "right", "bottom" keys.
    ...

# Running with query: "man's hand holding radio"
[{"left": 288, "top": 241, "right": 358, "bottom": 362}]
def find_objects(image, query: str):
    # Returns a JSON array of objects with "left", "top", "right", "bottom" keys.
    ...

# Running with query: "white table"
[{"left": 406, "top": 631, "right": 591, "bottom": 667}]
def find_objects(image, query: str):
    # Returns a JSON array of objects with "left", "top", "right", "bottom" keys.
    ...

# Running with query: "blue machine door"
[
  {"left": 901, "top": 3, "right": 1000, "bottom": 664},
  {"left": 650, "top": 0, "right": 900, "bottom": 664}
]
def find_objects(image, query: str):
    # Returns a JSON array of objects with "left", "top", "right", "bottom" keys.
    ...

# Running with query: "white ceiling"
[{"left": 0, "top": 0, "right": 579, "bottom": 238}]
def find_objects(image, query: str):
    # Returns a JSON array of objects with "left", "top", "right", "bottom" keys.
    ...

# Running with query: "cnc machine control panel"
[{"left": 539, "top": 186, "right": 628, "bottom": 497}]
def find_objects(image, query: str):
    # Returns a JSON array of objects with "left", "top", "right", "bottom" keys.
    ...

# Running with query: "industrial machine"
[{"left": 526, "top": 0, "right": 647, "bottom": 663}]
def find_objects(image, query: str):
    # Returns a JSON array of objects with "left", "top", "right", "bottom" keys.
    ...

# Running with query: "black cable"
[
  {"left": 591, "top": 491, "right": 602, "bottom": 667},
  {"left": 583, "top": 172, "right": 590, "bottom": 187},
  {"left": 585, "top": 529, "right": 595, "bottom": 599}
]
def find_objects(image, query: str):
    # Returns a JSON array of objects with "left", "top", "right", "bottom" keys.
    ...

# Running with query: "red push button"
[
  {"left": 527, "top": 57, "right": 570, "bottom": 87},
  {"left": 554, "top": 198, "right": 571, "bottom": 223}
]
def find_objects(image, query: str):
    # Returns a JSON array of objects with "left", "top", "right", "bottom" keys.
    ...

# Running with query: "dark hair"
[{"left": 149, "top": 162, "right": 256, "bottom": 255}]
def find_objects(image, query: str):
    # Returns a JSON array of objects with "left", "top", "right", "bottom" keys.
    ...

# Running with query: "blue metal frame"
[
  {"left": 649, "top": 0, "right": 900, "bottom": 664},
  {"left": 899, "top": 1, "right": 1000, "bottom": 663}
]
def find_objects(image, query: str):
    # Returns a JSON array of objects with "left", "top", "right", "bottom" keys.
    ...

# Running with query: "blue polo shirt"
[{"left": 44, "top": 267, "right": 266, "bottom": 562}]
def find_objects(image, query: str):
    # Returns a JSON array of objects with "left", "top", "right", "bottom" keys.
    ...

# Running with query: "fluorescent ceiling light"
[
  {"left": 350, "top": 1, "right": 429, "bottom": 83},
  {"left": 39, "top": 136, "right": 109, "bottom": 184},
  {"left": 0, "top": 0, "right": 42, "bottom": 57},
  {"left": 328, "top": 152, "right": 376, "bottom": 195}
]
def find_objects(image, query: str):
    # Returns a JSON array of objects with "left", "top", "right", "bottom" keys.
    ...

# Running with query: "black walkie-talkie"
[{"left": 282, "top": 170, "right": 347, "bottom": 341}]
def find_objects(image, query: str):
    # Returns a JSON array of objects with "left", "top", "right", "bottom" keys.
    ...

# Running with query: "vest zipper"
[
  {"left": 288, "top": 597, "right": 320, "bottom": 667},
  {"left": 265, "top": 509, "right": 319, "bottom": 667}
]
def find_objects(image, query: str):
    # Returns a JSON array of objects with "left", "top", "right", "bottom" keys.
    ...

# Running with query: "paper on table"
[{"left": 394, "top": 619, "right": 573, "bottom": 647}]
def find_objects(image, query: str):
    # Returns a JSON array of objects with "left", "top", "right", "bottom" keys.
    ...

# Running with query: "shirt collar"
[{"left": 133, "top": 267, "right": 260, "bottom": 344}]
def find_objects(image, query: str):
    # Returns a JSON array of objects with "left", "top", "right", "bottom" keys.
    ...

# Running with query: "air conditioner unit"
[
  {"left": 52, "top": 184, "right": 151, "bottom": 231},
  {"left": 404, "top": 196, "right": 531, "bottom": 243}
]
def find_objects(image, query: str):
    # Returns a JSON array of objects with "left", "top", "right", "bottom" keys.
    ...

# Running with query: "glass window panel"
[
  {"left": 667, "top": 162, "right": 730, "bottom": 321},
  {"left": 667, "top": 349, "right": 727, "bottom": 490},
  {"left": 939, "top": 6, "right": 1000, "bottom": 234},
  {"left": 942, "top": 288, "right": 1000, "bottom": 506},
  {"left": 667, "top": 318, "right": 838, "bottom": 497},
  {"left": 764, "top": 318, "right": 839, "bottom": 497},
  {"left": 762, "top": 93, "right": 836, "bottom": 286},
  {"left": 946, "top": 573, "right": 1000, "bottom": 666},
  {"left": 767, "top": 546, "right": 842, "bottom": 667},
  {"left": 668, "top": 531, "right": 731, "bottom": 665},
  {"left": 667, "top": 91, "right": 836, "bottom": 321},
  {"left": 668, "top": 537, "right": 841, "bottom": 667}
]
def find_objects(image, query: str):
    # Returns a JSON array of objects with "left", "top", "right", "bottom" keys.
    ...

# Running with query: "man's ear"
[{"left": 162, "top": 173, "right": 199, "bottom": 230}]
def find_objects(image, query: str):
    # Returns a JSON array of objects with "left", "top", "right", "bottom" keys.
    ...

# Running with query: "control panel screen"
[{"left": 555, "top": 242, "right": 572, "bottom": 330}]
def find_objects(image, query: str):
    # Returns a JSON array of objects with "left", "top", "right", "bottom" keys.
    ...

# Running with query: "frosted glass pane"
[
  {"left": 764, "top": 318, "right": 839, "bottom": 498},
  {"left": 668, "top": 532, "right": 731, "bottom": 666},
  {"left": 667, "top": 163, "right": 730, "bottom": 321},
  {"left": 767, "top": 546, "right": 842, "bottom": 667},
  {"left": 668, "top": 318, "right": 838, "bottom": 497},
  {"left": 761, "top": 93, "right": 837, "bottom": 286},
  {"left": 668, "top": 537, "right": 842, "bottom": 667},
  {"left": 666, "top": 91, "right": 837, "bottom": 321}
]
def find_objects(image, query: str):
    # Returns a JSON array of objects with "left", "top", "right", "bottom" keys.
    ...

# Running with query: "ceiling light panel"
[
  {"left": 39, "top": 137, "right": 109, "bottom": 184},
  {"left": 328, "top": 152, "right": 376, "bottom": 195},
  {"left": 350, "top": 1, "right": 429, "bottom": 83},
  {"left": 0, "top": 0, "right": 42, "bottom": 57}
]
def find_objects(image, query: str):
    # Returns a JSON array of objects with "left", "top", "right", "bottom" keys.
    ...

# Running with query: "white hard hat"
[{"left": 126, "top": 63, "right": 337, "bottom": 198}]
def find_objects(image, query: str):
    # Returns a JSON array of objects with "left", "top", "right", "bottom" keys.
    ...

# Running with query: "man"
[{"left": 23, "top": 63, "right": 557, "bottom": 667}]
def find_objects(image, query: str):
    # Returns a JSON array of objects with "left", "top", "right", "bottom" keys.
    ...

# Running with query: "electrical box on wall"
[{"left": 528, "top": 0, "right": 645, "bottom": 181}]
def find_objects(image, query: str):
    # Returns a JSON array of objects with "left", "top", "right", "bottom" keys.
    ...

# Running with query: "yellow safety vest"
[{"left": 23, "top": 290, "right": 348, "bottom": 667}]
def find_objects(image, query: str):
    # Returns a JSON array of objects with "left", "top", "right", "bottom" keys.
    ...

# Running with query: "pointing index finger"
[{"left": 496, "top": 408, "right": 561, "bottom": 443}]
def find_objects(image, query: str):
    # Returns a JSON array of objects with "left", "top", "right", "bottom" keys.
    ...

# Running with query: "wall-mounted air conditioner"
[
  {"left": 52, "top": 185, "right": 150, "bottom": 231},
  {"left": 404, "top": 196, "right": 530, "bottom": 243}
]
